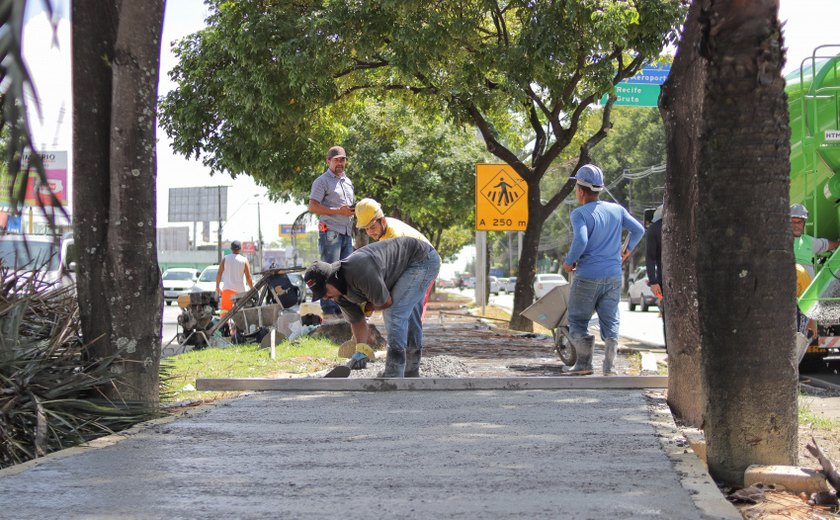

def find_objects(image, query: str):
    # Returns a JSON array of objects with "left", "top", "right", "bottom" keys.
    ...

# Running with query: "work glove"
[
  {"left": 346, "top": 343, "right": 375, "bottom": 370},
  {"left": 361, "top": 302, "right": 374, "bottom": 317},
  {"left": 347, "top": 351, "right": 368, "bottom": 370}
]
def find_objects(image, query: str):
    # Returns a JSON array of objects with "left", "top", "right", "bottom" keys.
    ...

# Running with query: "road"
[
  {"left": 161, "top": 304, "right": 180, "bottom": 344},
  {"left": 451, "top": 288, "right": 665, "bottom": 347}
]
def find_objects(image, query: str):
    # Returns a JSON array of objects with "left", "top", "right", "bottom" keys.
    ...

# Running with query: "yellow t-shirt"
[
  {"left": 379, "top": 217, "right": 431, "bottom": 245},
  {"left": 796, "top": 263, "right": 812, "bottom": 297}
]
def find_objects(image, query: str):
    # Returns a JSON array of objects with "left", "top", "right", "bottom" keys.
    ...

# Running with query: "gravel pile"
[{"left": 347, "top": 354, "right": 472, "bottom": 378}]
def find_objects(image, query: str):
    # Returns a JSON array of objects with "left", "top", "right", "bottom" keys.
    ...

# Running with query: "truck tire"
[
  {"left": 641, "top": 301, "right": 649, "bottom": 312},
  {"left": 629, "top": 299, "right": 637, "bottom": 312}
]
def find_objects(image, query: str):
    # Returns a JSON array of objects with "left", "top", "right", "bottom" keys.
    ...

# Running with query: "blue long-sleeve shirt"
[{"left": 564, "top": 201, "right": 645, "bottom": 278}]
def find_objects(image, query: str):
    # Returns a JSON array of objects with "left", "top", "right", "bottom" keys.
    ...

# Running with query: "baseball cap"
[
  {"left": 304, "top": 261, "right": 338, "bottom": 301},
  {"left": 327, "top": 146, "right": 347, "bottom": 160},
  {"left": 571, "top": 164, "right": 604, "bottom": 192},
  {"left": 231, "top": 240, "right": 242, "bottom": 250}
]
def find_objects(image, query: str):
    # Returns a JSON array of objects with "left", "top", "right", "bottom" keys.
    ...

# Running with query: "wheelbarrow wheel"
[{"left": 553, "top": 326, "right": 576, "bottom": 366}]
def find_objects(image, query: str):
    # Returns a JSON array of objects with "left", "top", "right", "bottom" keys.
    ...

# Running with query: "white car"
[
  {"left": 162, "top": 268, "right": 200, "bottom": 305},
  {"left": 533, "top": 273, "right": 568, "bottom": 300},
  {"left": 489, "top": 276, "right": 501, "bottom": 295},
  {"left": 627, "top": 267, "right": 659, "bottom": 312},
  {"left": 190, "top": 265, "right": 220, "bottom": 293},
  {"left": 501, "top": 277, "right": 516, "bottom": 293},
  {"left": 0, "top": 233, "right": 76, "bottom": 290}
]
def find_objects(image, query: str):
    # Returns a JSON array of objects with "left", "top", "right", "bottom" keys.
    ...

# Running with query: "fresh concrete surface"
[{"left": 0, "top": 389, "right": 738, "bottom": 520}]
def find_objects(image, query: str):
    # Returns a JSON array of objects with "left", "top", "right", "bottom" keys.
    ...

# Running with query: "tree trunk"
[
  {"left": 509, "top": 187, "right": 544, "bottom": 332},
  {"left": 659, "top": 0, "right": 706, "bottom": 428},
  {"left": 668, "top": 0, "right": 798, "bottom": 486},
  {"left": 72, "top": 1, "right": 166, "bottom": 408}
]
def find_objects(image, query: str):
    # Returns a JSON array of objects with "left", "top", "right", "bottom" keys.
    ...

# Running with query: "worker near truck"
[
  {"left": 303, "top": 236, "right": 441, "bottom": 378},
  {"left": 215, "top": 240, "right": 254, "bottom": 313},
  {"left": 791, "top": 203, "right": 840, "bottom": 278},
  {"left": 562, "top": 164, "right": 645, "bottom": 376},
  {"left": 309, "top": 145, "right": 355, "bottom": 315}
]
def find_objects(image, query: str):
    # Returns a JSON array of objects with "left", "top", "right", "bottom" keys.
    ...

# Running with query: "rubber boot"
[
  {"left": 404, "top": 346, "right": 421, "bottom": 378},
  {"left": 380, "top": 347, "right": 406, "bottom": 378},
  {"left": 563, "top": 336, "right": 594, "bottom": 376},
  {"left": 603, "top": 338, "right": 618, "bottom": 376}
]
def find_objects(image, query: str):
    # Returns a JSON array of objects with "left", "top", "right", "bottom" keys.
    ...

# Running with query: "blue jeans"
[
  {"left": 567, "top": 275, "right": 621, "bottom": 342},
  {"left": 382, "top": 248, "right": 441, "bottom": 357},
  {"left": 318, "top": 230, "right": 353, "bottom": 314}
]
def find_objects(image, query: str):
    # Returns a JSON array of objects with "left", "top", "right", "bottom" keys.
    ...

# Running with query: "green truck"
[{"left": 789, "top": 45, "right": 840, "bottom": 365}]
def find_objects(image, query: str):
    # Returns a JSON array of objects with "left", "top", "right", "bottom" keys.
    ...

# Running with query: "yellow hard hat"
[{"left": 355, "top": 198, "right": 384, "bottom": 228}]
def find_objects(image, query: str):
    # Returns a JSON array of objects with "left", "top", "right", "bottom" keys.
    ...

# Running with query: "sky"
[{"left": 20, "top": 0, "right": 840, "bottom": 274}]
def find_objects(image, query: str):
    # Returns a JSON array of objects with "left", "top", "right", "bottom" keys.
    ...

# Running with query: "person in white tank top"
[{"left": 215, "top": 240, "right": 254, "bottom": 311}]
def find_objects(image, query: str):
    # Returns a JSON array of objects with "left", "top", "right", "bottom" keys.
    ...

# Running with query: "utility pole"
[
  {"left": 216, "top": 186, "right": 223, "bottom": 264},
  {"left": 256, "top": 200, "right": 263, "bottom": 272}
]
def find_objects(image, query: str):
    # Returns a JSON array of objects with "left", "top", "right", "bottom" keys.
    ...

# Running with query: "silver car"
[
  {"left": 627, "top": 268, "right": 659, "bottom": 312},
  {"left": 162, "top": 268, "right": 201, "bottom": 305}
]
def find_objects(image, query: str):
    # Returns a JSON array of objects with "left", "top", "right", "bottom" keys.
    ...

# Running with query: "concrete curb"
[
  {"left": 645, "top": 392, "right": 742, "bottom": 519},
  {"left": 196, "top": 375, "right": 669, "bottom": 391}
]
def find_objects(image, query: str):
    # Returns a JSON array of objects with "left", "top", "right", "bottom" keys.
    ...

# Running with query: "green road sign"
[{"left": 600, "top": 83, "right": 661, "bottom": 107}]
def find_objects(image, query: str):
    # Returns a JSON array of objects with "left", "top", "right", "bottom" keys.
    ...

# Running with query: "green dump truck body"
[{"left": 789, "top": 45, "right": 840, "bottom": 356}]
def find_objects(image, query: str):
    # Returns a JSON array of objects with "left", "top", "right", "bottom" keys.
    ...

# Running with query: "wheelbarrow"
[{"left": 520, "top": 283, "right": 576, "bottom": 366}]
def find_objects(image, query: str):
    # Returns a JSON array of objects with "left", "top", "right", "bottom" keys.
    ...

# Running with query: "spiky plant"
[{"left": 0, "top": 264, "right": 155, "bottom": 469}]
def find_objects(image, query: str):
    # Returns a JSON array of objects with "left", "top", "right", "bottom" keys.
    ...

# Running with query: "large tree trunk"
[
  {"left": 509, "top": 186, "right": 544, "bottom": 332},
  {"left": 666, "top": 0, "right": 798, "bottom": 486},
  {"left": 659, "top": 0, "right": 706, "bottom": 427},
  {"left": 72, "top": 1, "right": 166, "bottom": 408}
]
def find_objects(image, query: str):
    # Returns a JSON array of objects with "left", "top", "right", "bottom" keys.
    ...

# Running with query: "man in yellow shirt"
[{"left": 355, "top": 198, "right": 430, "bottom": 244}]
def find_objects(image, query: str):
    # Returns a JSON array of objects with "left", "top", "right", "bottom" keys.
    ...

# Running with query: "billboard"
[
  {"left": 0, "top": 150, "right": 68, "bottom": 207},
  {"left": 168, "top": 186, "right": 228, "bottom": 222}
]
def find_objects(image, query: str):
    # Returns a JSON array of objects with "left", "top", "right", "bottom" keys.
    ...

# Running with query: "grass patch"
[
  {"left": 799, "top": 397, "right": 839, "bottom": 431},
  {"left": 161, "top": 338, "right": 342, "bottom": 404}
]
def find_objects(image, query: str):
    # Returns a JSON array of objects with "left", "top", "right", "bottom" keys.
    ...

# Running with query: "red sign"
[{"left": 241, "top": 241, "right": 256, "bottom": 254}]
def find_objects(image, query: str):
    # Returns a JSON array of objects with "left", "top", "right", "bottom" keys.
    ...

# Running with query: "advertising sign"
[{"left": 0, "top": 151, "right": 68, "bottom": 207}]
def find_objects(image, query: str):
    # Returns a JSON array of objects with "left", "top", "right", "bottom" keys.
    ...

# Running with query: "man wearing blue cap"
[{"left": 562, "top": 164, "right": 645, "bottom": 375}]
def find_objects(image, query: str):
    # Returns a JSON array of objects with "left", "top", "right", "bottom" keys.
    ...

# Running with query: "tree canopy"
[{"left": 160, "top": 0, "right": 687, "bottom": 329}]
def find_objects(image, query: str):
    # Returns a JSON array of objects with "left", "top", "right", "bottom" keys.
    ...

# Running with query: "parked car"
[
  {"left": 190, "top": 265, "right": 219, "bottom": 293},
  {"left": 463, "top": 276, "right": 476, "bottom": 289},
  {"left": 501, "top": 277, "right": 517, "bottom": 293},
  {"left": 533, "top": 273, "right": 568, "bottom": 300},
  {"left": 436, "top": 278, "right": 455, "bottom": 289},
  {"left": 628, "top": 267, "right": 659, "bottom": 312},
  {"left": 0, "top": 233, "right": 76, "bottom": 290},
  {"left": 489, "top": 276, "right": 501, "bottom": 295},
  {"left": 162, "top": 268, "right": 200, "bottom": 305}
]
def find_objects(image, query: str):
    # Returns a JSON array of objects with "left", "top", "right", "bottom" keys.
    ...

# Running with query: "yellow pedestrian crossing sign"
[{"left": 475, "top": 163, "right": 528, "bottom": 231}]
